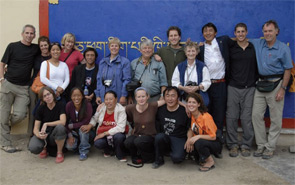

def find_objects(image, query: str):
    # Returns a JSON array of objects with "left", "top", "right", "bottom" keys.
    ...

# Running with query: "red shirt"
[
  {"left": 59, "top": 49, "right": 83, "bottom": 80},
  {"left": 97, "top": 112, "right": 116, "bottom": 135}
]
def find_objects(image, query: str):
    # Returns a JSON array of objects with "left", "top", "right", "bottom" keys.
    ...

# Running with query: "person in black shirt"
[
  {"left": 153, "top": 86, "right": 190, "bottom": 169},
  {"left": 28, "top": 86, "right": 67, "bottom": 163},
  {"left": 226, "top": 23, "right": 258, "bottom": 157},
  {"left": 70, "top": 47, "right": 98, "bottom": 113},
  {"left": 0, "top": 24, "right": 40, "bottom": 153},
  {"left": 28, "top": 36, "right": 51, "bottom": 135}
]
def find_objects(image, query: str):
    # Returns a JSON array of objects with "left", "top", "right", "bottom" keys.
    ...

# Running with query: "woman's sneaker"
[{"left": 79, "top": 153, "right": 88, "bottom": 161}]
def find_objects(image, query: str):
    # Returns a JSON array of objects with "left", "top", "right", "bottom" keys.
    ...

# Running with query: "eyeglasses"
[{"left": 43, "top": 92, "right": 52, "bottom": 98}]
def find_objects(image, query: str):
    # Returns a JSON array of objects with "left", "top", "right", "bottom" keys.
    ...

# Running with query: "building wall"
[
  {"left": 0, "top": 0, "right": 39, "bottom": 55},
  {"left": 0, "top": 0, "right": 39, "bottom": 134}
]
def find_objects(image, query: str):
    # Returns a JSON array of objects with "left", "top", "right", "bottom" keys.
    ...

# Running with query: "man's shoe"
[
  {"left": 241, "top": 148, "right": 251, "bottom": 157},
  {"left": 127, "top": 158, "right": 143, "bottom": 168},
  {"left": 253, "top": 148, "right": 264, "bottom": 157},
  {"left": 262, "top": 149, "right": 273, "bottom": 159},
  {"left": 1, "top": 145, "right": 21, "bottom": 153},
  {"left": 79, "top": 153, "right": 88, "bottom": 161},
  {"left": 229, "top": 146, "right": 239, "bottom": 157},
  {"left": 152, "top": 160, "right": 164, "bottom": 169}
]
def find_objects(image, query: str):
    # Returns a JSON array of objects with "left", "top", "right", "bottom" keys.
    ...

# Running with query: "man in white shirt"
[{"left": 197, "top": 22, "right": 231, "bottom": 133}]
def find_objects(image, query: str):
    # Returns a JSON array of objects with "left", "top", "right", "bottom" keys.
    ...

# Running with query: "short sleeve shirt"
[
  {"left": 250, "top": 39, "right": 293, "bottom": 75},
  {"left": 35, "top": 102, "right": 65, "bottom": 133},
  {"left": 156, "top": 105, "right": 190, "bottom": 138},
  {"left": 191, "top": 112, "right": 217, "bottom": 138},
  {"left": 1, "top": 41, "right": 40, "bottom": 85}
]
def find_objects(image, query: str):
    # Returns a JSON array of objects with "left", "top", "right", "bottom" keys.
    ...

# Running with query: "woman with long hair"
[
  {"left": 28, "top": 36, "right": 51, "bottom": 135},
  {"left": 65, "top": 87, "right": 94, "bottom": 161},
  {"left": 184, "top": 93, "right": 222, "bottom": 172}
]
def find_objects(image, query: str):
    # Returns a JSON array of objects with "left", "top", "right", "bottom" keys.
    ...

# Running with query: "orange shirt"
[{"left": 191, "top": 112, "right": 217, "bottom": 138}]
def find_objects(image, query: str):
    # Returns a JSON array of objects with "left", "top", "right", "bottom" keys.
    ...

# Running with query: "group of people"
[{"left": 0, "top": 19, "right": 292, "bottom": 171}]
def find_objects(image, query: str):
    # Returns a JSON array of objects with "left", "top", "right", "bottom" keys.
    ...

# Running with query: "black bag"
[
  {"left": 126, "top": 80, "right": 142, "bottom": 93},
  {"left": 256, "top": 79, "right": 281, "bottom": 92},
  {"left": 126, "top": 58, "right": 147, "bottom": 93}
]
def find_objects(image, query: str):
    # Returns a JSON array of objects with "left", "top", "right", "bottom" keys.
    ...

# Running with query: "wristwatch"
[{"left": 281, "top": 85, "right": 287, "bottom": 90}]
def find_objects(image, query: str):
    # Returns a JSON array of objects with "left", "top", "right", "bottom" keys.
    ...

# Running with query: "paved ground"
[{"left": 0, "top": 134, "right": 294, "bottom": 185}]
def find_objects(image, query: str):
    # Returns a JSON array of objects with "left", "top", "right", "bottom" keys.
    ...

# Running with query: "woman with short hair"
[
  {"left": 124, "top": 87, "right": 165, "bottom": 167},
  {"left": 28, "top": 86, "right": 67, "bottom": 163},
  {"left": 95, "top": 37, "right": 131, "bottom": 106}
]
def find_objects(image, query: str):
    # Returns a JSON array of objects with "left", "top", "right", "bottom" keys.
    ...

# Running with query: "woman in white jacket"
[{"left": 89, "top": 90, "right": 128, "bottom": 162}]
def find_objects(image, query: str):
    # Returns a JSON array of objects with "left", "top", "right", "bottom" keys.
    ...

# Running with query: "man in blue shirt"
[{"left": 251, "top": 20, "right": 293, "bottom": 159}]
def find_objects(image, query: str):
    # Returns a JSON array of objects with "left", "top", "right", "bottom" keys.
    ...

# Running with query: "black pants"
[
  {"left": 194, "top": 139, "right": 222, "bottom": 163},
  {"left": 207, "top": 82, "right": 227, "bottom": 131},
  {"left": 124, "top": 135, "right": 154, "bottom": 163}
]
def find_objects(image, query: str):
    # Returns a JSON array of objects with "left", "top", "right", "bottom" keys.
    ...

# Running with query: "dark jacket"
[
  {"left": 197, "top": 35, "right": 231, "bottom": 81},
  {"left": 70, "top": 63, "right": 98, "bottom": 97}
]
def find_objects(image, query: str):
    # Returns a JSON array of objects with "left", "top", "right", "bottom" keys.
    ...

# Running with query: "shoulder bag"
[{"left": 31, "top": 61, "right": 50, "bottom": 94}]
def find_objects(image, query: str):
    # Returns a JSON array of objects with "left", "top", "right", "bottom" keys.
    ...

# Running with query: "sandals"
[
  {"left": 55, "top": 152, "right": 64, "bottom": 163},
  {"left": 199, "top": 165, "right": 215, "bottom": 172},
  {"left": 39, "top": 148, "right": 48, "bottom": 159},
  {"left": 1, "top": 145, "right": 21, "bottom": 153}
]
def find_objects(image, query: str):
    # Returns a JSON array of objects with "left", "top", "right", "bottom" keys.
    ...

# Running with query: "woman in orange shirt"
[{"left": 184, "top": 93, "right": 222, "bottom": 172}]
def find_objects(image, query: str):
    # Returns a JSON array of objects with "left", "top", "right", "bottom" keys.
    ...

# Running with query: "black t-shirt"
[
  {"left": 156, "top": 105, "right": 190, "bottom": 138},
  {"left": 84, "top": 67, "right": 95, "bottom": 95},
  {"left": 35, "top": 102, "right": 65, "bottom": 133},
  {"left": 229, "top": 42, "right": 258, "bottom": 88},
  {"left": 1, "top": 41, "right": 40, "bottom": 85}
]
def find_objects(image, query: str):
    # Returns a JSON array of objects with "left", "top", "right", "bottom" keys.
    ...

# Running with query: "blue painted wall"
[{"left": 49, "top": 0, "right": 295, "bottom": 118}]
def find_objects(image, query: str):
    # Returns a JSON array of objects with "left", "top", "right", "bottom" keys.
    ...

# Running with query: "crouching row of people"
[{"left": 28, "top": 86, "right": 221, "bottom": 172}]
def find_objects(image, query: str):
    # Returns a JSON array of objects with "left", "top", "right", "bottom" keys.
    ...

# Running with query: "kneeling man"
[{"left": 153, "top": 86, "right": 190, "bottom": 168}]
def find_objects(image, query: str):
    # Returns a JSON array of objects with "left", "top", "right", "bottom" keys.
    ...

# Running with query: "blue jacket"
[
  {"left": 95, "top": 54, "right": 131, "bottom": 102},
  {"left": 177, "top": 60, "right": 210, "bottom": 106}
]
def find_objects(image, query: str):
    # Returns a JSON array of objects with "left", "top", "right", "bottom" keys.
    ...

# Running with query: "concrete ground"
[{"left": 0, "top": 133, "right": 294, "bottom": 185}]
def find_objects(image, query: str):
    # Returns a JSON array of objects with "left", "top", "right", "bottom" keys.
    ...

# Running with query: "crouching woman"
[
  {"left": 28, "top": 86, "right": 67, "bottom": 163},
  {"left": 185, "top": 93, "right": 222, "bottom": 172}
]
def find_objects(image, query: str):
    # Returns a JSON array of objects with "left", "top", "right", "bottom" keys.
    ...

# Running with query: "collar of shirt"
[{"left": 262, "top": 39, "right": 279, "bottom": 50}]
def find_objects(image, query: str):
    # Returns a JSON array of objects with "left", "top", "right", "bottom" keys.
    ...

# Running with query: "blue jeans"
[
  {"left": 65, "top": 129, "right": 95, "bottom": 155},
  {"left": 94, "top": 133, "right": 126, "bottom": 159},
  {"left": 154, "top": 133, "right": 186, "bottom": 163}
]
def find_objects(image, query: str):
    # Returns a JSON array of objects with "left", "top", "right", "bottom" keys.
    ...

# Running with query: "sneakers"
[
  {"left": 152, "top": 160, "right": 164, "bottom": 169},
  {"left": 262, "top": 149, "right": 274, "bottom": 159},
  {"left": 1, "top": 145, "right": 21, "bottom": 153},
  {"left": 55, "top": 152, "right": 64, "bottom": 163},
  {"left": 39, "top": 148, "right": 48, "bottom": 159},
  {"left": 127, "top": 158, "right": 144, "bottom": 168},
  {"left": 79, "top": 153, "right": 88, "bottom": 161},
  {"left": 241, "top": 148, "right": 251, "bottom": 157},
  {"left": 119, "top": 157, "right": 127, "bottom": 162},
  {"left": 229, "top": 146, "right": 239, "bottom": 157},
  {"left": 104, "top": 153, "right": 111, "bottom": 158},
  {"left": 253, "top": 148, "right": 264, "bottom": 157}
]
